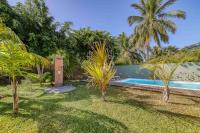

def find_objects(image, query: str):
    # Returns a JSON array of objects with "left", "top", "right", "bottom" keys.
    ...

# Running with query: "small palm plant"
[
  {"left": 143, "top": 63, "right": 180, "bottom": 102},
  {"left": 0, "top": 22, "right": 48, "bottom": 114},
  {"left": 82, "top": 43, "right": 116, "bottom": 101}
]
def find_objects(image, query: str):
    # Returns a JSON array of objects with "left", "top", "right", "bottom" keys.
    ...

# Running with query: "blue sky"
[{"left": 8, "top": 0, "right": 200, "bottom": 48}]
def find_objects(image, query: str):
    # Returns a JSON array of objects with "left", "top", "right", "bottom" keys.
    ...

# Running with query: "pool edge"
[{"left": 110, "top": 81, "right": 200, "bottom": 98}]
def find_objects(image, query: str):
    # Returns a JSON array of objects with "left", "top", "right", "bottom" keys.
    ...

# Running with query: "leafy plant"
[
  {"left": 143, "top": 63, "right": 180, "bottom": 102},
  {"left": 149, "top": 49, "right": 200, "bottom": 63},
  {"left": 68, "top": 28, "right": 120, "bottom": 61},
  {"left": 82, "top": 43, "right": 116, "bottom": 101},
  {"left": 151, "top": 46, "right": 179, "bottom": 59},
  {"left": 41, "top": 72, "right": 52, "bottom": 83},
  {"left": 0, "top": 22, "right": 48, "bottom": 114}
]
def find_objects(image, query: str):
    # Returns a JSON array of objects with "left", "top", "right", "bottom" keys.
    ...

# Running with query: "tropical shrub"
[
  {"left": 40, "top": 72, "right": 53, "bottom": 83},
  {"left": 142, "top": 48, "right": 200, "bottom": 102},
  {"left": 82, "top": 43, "right": 116, "bottom": 101},
  {"left": 143, "top": 63, "right": 180, "bottom": 102}
]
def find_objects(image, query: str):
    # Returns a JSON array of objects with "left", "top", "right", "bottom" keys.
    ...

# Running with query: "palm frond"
[
  {"left": 131, "top": 3, "right": 146, "bottom": 14},
  {"left": 128, "top": 16, "right": 144, "bottom": 26},
  {"left": 156, "top": 0, "right": 177, "bottom": 14},
  {"left": 159, "top": 19, "right": 177, "bottom": 33},
  {"left": 159, "top": 10, "right": 186, "bottom": 19}
]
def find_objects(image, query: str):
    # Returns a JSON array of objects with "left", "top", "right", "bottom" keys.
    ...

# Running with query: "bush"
[{"left": 41, "top": 72, "right": 53, "bottom": 83}]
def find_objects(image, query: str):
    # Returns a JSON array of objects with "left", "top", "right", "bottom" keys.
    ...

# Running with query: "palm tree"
[
  {"left": 116, "top": 32, "right": 143, "bottom": 64},
  {"left": 0, "top": 22, "right": 48, "bottom": 114},
  {"left": 82, "top": 43, "right": 116, "bottom": 101},
  {"left": 128, "top": 0, "right": 186, "bottom": 59},
  {"left": 143, "top": 63, "right": 180, "bottom": 102}
]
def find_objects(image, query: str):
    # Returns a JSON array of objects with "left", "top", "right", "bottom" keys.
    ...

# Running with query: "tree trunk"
[
  {"left": 101, "top": 90, "right": 106, "bottom": 101},
  {"left": 36, "top": 64, "right": 44, "bottom": 86},
  {"left": 146, "top": 46, "right": 151, "bottom": 61},
  {"left": 11, "top": 77, "right": 18, "bottom": 114},
  {"left": 163, "top": 86, "right": 170, "bottom": 102}
]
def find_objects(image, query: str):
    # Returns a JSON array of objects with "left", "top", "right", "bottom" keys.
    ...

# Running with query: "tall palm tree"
[{"left": 128, "top": 0, "right": 186, "bottom": 59}]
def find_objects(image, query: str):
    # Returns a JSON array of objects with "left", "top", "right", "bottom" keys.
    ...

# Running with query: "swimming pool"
[{"left": 117, "top": 78, "right": 200, "bottom": 91}]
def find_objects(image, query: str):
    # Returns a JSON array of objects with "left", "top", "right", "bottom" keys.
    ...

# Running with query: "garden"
[
  {"left": 0, "top": 0, "right": 200, "bottom": 133},
  {"left": 1, "top": 81, "right": 200, "bottom": 133}
]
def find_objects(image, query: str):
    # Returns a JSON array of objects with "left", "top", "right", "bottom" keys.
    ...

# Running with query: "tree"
[
  {"left": 151, "top": 45, "right": 178, "bottom": 58},
  {"left": 68, "top": 28, "right": 120, "bottom": 61},
  {"left": 13, "top": 0, "right": 72, "bottom": 82},
  {"left": 0, "top": 22, "right": 48, "bottom": 114},
  {"left": 143, "top": 63, "right": 180, "bottom": 102},
  {"left": 0, "top": 0, "right": 24, "bottom": 38},
  {"left": 82, "top": 43, "right": 116, "bottom": 101},
  {"left": 115, "top": 32, "right": 143, "bottom": 64},
  {"left": 149, "top": 49, "right": 200, "bottom": 63},
  {"left": 128, "top": 0, "right": 186, "bottom": 59},
  {"left": 143, "top": 48, "right": 200, "bottom": 102},
  {"left": 14, "top": 0, "right": 57, "bottom": 57}
]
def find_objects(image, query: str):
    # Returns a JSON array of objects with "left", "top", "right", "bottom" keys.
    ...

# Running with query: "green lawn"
[{"left": 0, "top": 81, "right": 200, "bottom": 133}]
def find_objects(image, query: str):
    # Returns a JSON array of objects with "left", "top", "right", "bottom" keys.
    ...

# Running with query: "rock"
[{"left": 45, "top": 85, "right": 76, "bottom": 94}]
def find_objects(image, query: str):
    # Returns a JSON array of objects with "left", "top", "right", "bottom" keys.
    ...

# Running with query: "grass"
[{"left": 0, "top": 80, "right": 200, "bottom": 133}]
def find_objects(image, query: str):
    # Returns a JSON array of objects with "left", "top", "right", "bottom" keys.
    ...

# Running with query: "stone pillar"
[{"left": 54, "top": 56, "right": 63, "bottom": 87}]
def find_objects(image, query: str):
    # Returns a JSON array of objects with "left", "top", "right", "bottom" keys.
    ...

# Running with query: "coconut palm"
[
  {"left": 0, "top": 22, "right": 48, "bottom": 114},
  {"left": 128, "top": 0, "right": 186, "bottom": 59},
  {"left": 116, "top": 32, "right": 143, "bottom": 64},
  {"left": 82, "top": 43, "right": 116, "bottom": 101}
]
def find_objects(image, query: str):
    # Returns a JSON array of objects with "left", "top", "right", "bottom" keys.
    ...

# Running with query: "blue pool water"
[{"left": 118, "top": 78, "right": 200, "bottom": 90}]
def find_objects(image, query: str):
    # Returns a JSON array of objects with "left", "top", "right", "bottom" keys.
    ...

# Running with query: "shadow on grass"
[
  {"left": 0, "top": 96, "right": 129, "bottom": 133},
  {"left": 168, "top": 101, "right": 194, "bottom": 106},
  {"left": 187, "top": 98, "right": 200, "bottom": 104},
  {"left": 108, "top": 98, "right": 154, "bottom": 113},
  {"left": 156, "top": 109, "right": 200, "bottom": 126},
  {"left": 108, "top": 92, "right": 200, "bottom": 127}
]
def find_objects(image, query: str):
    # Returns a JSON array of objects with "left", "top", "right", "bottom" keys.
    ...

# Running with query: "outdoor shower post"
[{"left": 54, "top": 56, "right": 63, "bottom": 87}]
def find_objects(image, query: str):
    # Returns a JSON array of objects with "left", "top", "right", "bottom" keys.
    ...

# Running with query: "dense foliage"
[
  {"left": 115, "top": 32, "right": 144, "bottom": 65},
  {"left": 0, "top": 0, "right": 121, "bottom": 78},
  {"left": 69, "top": 28, "right": 120, "bottom": 61},
  {"left": 150, "top": 46, "right": 179, "bottom": 59},
  {"left": 148, "top": 49, "right": 200, "bottom": 63}
]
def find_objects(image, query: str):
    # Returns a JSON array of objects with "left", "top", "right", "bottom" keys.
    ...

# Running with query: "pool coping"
[{"left": 110, "top": 81, "right": 200, "bottom": 97}]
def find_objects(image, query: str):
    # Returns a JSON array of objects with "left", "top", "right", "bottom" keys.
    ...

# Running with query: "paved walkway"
[{"left": 45, "top": 85, "right": 76, "bottom": 94}]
